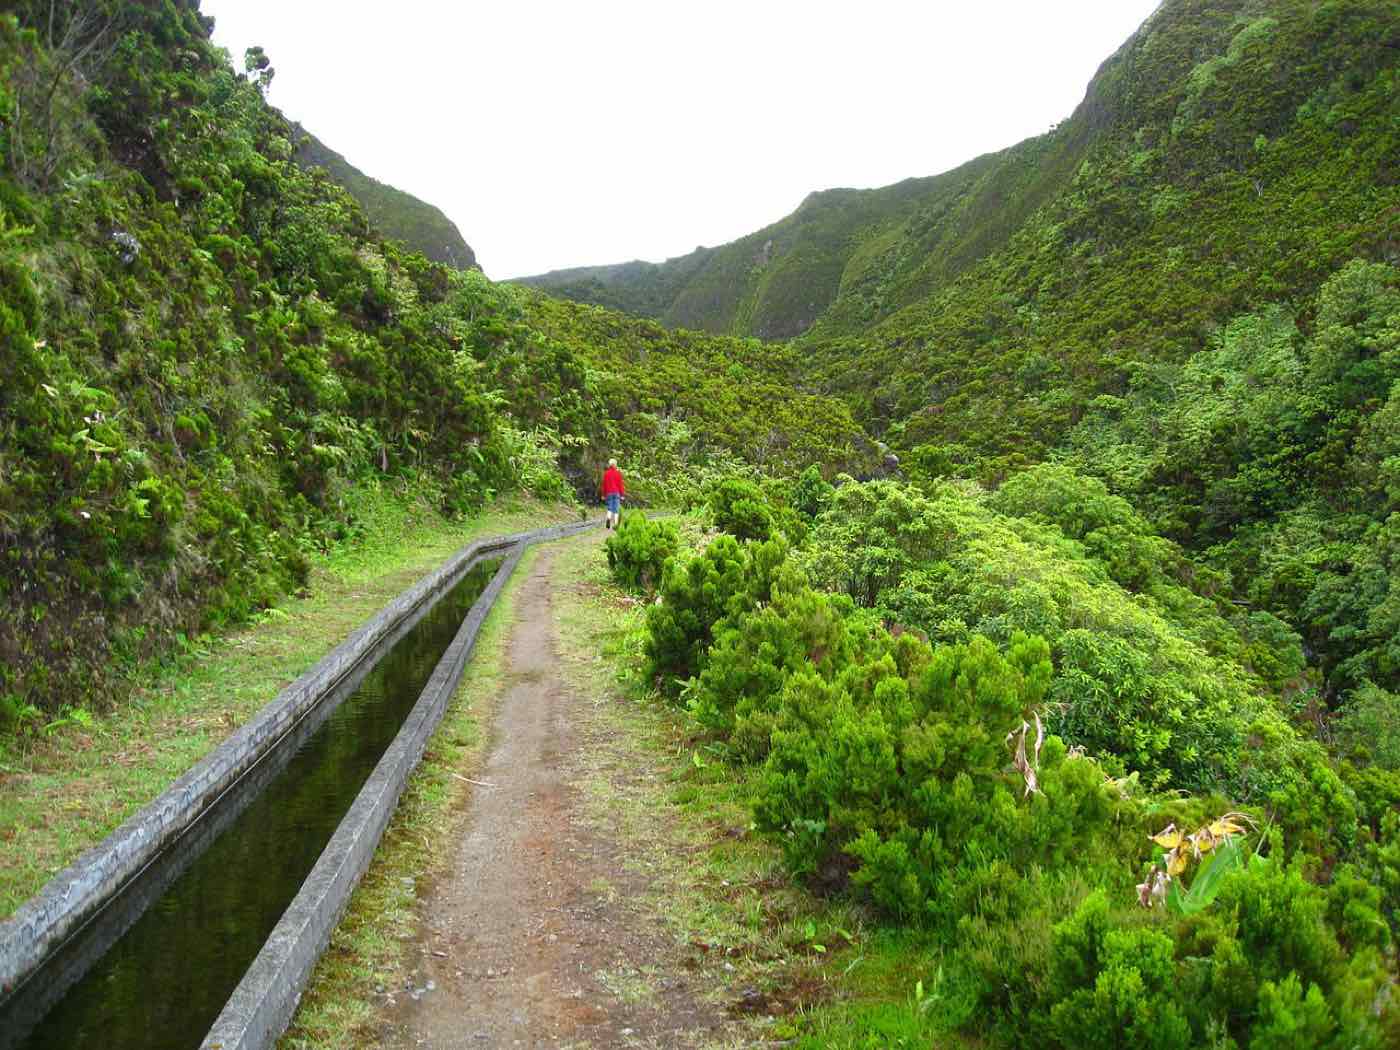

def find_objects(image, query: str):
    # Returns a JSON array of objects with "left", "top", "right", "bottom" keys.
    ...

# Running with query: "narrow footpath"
[{"left": 379, "top": 536, "right": 737, "bottom": 1049}]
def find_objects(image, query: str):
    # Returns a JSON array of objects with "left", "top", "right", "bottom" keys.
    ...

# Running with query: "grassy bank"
[{"left": 0, "top": 492, "right": 578, "bottom": 918}]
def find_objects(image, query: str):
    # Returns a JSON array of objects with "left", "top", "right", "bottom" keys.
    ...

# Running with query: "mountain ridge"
[
  {"left": 293, "top": 125, "right": 478, "bottom": 270},
  {"left": 514, "top": 0, "right": 1396, "bottom": 361}
]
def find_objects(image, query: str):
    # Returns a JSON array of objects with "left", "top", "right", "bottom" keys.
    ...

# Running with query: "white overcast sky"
[{"left": 201, "top": 1, "right": 1161, "bottom": 279}]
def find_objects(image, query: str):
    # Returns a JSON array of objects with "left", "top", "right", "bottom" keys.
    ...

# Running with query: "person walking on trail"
[{"left": 601, "top": 458, "right": 625, "bottom": 529}]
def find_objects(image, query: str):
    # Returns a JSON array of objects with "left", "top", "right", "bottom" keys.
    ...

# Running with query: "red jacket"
[{"left": 601, "top": 466, "right": 625, "bottom": 497}]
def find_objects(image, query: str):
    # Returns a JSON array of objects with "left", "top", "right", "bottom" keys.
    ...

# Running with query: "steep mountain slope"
[
  {"left": 518, "top": 289, "right": 882, "bottom": 498},
  {"left": 294, "top": 127, "right": 478, "bottom": 269},
  {"left": 515, "top": 156, "right": 1022, "bottom": 340},
  {"left": 524, "top": 0, "right": 1400, "bottom": 718},
  {"left": 810, "top": 0, "right": 1399, "bottom": 449},
  {"left": 512, "top": 249, "right": 716, "bottom": 322},
  {"left": 802, "top": 0, "right": 1400, "bottom": 718}
]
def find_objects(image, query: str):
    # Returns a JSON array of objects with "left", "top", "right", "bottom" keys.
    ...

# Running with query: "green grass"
[
  {"left": 280, "top": 542, "right": 545, "bottom": 1048},
  {"left": 0, "top": 493, "right": 576, "bottom": 919}
]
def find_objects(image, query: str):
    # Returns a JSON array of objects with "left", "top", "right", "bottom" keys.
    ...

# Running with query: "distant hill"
[
  {"left": 293, "top": 127, "right": 478, "bottom": 270},
  {"left": 513, "top": 135, "right": 1080, "bottom": 341},
  {"left": 802, "top": 0, "right": 1400, "bottom": 451},
  {"left": 517, "top": 0, "right": 1398, "bottom": 367},
  {"left": 513, "top": 249, "right": 716, "bottom": 324}
]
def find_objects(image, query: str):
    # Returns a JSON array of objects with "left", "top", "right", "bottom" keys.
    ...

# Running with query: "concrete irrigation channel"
[{"left": 0, "top": 518, "right": 598, "bottom": 1050}]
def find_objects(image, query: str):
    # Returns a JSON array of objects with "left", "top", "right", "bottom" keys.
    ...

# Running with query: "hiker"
[{"left": 600, "top": 458, "right": 625, "bottom": 529}]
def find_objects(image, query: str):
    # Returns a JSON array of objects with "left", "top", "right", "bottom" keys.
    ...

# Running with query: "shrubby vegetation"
[
  {"left": 1064, "top": 263, "right": 1400, "bottom": 711},
  {"left": 518, "top": 0, "right": 1400, "bottom": 795},
  {"left": 635, "top": 473, "right": 1400, "bottom": 1045},
  {"left": 603, "top": 512, "right": 678, "bottom": 593},
  {"left": 5, "top": 0, "right": 1398, "bottom": 1041},
  {"left": 293, "top": 128, "right": 478, "bottom": 270},
  {"left": 518, "top": 291, "right": 881, "bottom": 504},
  {"left": 0, "top": 1, "right": 562, "bottom": 724}
]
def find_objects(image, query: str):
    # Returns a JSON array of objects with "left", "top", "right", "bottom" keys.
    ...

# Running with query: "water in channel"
[{"left": 2, "top": 557, "right": 501, "bottom": 1050}]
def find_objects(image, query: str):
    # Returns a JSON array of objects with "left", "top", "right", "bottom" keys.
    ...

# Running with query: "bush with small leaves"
[
  {"left": 694, "top": 581, "right": 890, "bottom": 760},
  {"left": 791, "top": 464, "right": 834, "bottom": 519},
  {"left": 752, "top": 630, "right": 1134, "bottom": 920},
  {"left": 1047, "top": 897, "right": 1192, "bottom": 1050},
  {"left": 708, "top": 476, "right": 778, "bottom": 542},
  {"left": 643, "top": 533, "right": 788, "bottom": 696},
  {"left": 604, "top": 512, "right": 679, "bottom": 593}
]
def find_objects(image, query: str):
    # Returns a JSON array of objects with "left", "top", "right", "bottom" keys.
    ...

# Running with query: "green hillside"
[
  {"left": 519, "top": 1, "right": 1397, "bottom": 375},
  {"left": 0, "top": 0, "right": 870, "bottom": 721},
  {"left": 515, "top": 160, "right": 1016, "bottom": 340},
  {"left": 512, "top": 249, "right": 715, "bottom": 320},
  {"left": 810, "top": 0, "right": 1398, "bottom": 443},
  {"left": 802, "top": 0, "right": 1400, "bottom": 722},
  {"left": 519, "top": 288, "right": 882, "bottom": 500},
  {"left": 293, "top": 126, "right": 478, "bottom": 270},
  {"left": 525, "top": 0, "right": 1400, "bottom": 716}
]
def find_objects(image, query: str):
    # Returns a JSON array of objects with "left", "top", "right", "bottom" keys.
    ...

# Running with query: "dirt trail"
[{"left": 381, "top": 538, "right": 732, "bottom": 1050}]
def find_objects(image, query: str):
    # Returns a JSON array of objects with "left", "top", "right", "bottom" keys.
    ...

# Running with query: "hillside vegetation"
[
  {"left": 4, "top": 0, "right": 1400, "bottom": 1044},
  {"left": 567, "top": 6, "right": 1400, "bottom": 1039},
  {"left": 813, "top": 0, "right": 1398, "bottom": 447},
  {"left": 525, "top": 0, "right": 1400, "bottom": 724},
  {"left": 293, "top": 127, "right": 478, "bottom": 270},
  {"left": 516, "top": 155, "right": 1030, "bottom": 341},
  {"left": 606, "top": 469, "right": 1400, "bottom": 1046},
  {"left": 521, "top": 1, "right": 1398, "bottom": 426},
  {"left": 0, "top": 0, "right": 870, "bottom": 723}
]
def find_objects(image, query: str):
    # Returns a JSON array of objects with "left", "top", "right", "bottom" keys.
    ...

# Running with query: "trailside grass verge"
[
  {"left": 0, "top": 493, "right": 576, "bottom": 919},
  {"left": 277, "top": 543, "right": 543, "bottom": 1049},
  {"left": 551, "top": 526, "right": 978, "bottom": 1049}
]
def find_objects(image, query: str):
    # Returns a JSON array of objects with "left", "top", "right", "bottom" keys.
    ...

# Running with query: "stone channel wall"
[
  {"left": 201, "top": 535, "right": 539, "bottom": 1049},
  {"left": 0, "top": 520, "right": 595, "bottom": 1009}
]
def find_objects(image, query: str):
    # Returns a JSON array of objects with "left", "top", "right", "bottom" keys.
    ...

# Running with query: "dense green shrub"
[
  {"left": 643, "top": 533, "right": 787, "bottom": 695},
  {"left": 790, "top": 464, "right": 834, "bottom": 519},
  {"left": 603, "top": 512, "right": 679, "bottom": 592},
  {"left": 634, "top": 468, "right": 1398, "bottom": 1044},
  {"left": 1046, "top": 896, "right": 1191, "bottom": 1049},
  {"left": 798, "top": 478, "right": 1303, "bottom": 796},
  {"left": 752, "top": 630, "right": 1136, "bottom": 921},
  {"left": 708, "top": 476, "right": 778, "bottom": 541},
  {"left": 691, "top": 578, "right": 884, "bottom": 759},
  {"left": 797, "top": 479, "right": 958, "bottom": 608},
  {"left": 1333, "top": 683, "right": 1400, "bottom": 771},
  {"left": 1033, "top": 853, "right": 1397, "bottom": 1048}
]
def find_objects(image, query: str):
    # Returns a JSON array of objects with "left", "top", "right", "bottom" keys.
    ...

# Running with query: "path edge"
[
  {"left": 201, "top": 523, "right": 592, "bottom": 1050},
  {"left": 0, "top": 520, "right": 592, "bottom": 1003}
]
